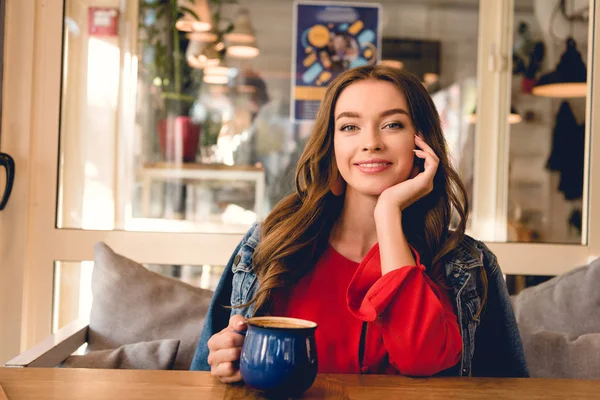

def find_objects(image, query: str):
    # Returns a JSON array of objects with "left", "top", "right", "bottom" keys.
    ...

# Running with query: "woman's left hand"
[{"left": 375, "top": 135, "right": 439, "bottom": 215}]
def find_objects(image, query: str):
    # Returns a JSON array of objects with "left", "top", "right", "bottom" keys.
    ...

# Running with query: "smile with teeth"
[
  {"left": 354, "top": 161, "right": 392, "bottom": 173},
  {"left": 359, "top": 163, "right": 389, "bottom": 167}
]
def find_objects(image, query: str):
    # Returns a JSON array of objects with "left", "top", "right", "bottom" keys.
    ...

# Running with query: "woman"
[{"left": 190, "top": 65, "right": 528, "bottom": 379}]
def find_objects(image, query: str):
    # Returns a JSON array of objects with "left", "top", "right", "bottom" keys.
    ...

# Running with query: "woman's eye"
[
  {"left": 384, "top": 122, "right": 404, "bottom": 130},
  {"left": 340, "top": 125, "right": 358, "bottom": 132}
]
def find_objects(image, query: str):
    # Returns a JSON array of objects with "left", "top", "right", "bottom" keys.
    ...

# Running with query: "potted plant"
[
  {"left": 139, "top": 0, "right": 204, "bottom": 163},
  {"left": 139, "top": 0, "right": 252, "bottom": 163}
]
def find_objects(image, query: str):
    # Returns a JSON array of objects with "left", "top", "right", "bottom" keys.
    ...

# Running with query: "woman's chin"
[{"left": 350, "top": 183, "right": 397, "bottom": 197}]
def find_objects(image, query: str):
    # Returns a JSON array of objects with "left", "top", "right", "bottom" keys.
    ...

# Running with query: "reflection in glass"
[
  {"left": 507, "top": 0, "right": 590, "bottom": 244},
  {"left": 57, "top": 0, "right": 483, "bottom": 234}
]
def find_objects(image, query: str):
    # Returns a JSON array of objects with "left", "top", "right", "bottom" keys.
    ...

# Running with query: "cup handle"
[
  {"left": 233, "top": 329, "right": 247, "bottom": 336},
  {"left": 0, "top": 152, "right": 15, "bottom": 211}
]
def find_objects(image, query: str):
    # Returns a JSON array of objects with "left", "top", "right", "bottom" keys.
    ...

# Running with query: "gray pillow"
[
  {"left": 511, "top": 258, "right": 600, "bottom": 379},
  {"left": 520, "top": 330, "right": 600, "bottom": 379},
  {"left": 511, "top": 258, "right": 600, "bottom": 336},
  {"left": 88, "top": 243, "right": 213, "bottom": 370},
  {"left": 60, "top": 339, "right": 179, "bottom": 370}
]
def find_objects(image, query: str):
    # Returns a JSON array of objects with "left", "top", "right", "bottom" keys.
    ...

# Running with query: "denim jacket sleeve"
[
  {"left": 471, "top": 246, "right": 529, "bottom": 377},
  {"left": 189, "top": 226, "right": 257, "bottom": 371}
]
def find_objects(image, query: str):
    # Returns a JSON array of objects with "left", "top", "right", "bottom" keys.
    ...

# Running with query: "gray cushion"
[
  {"left": 519, "top": 331, "right": 600, "bottom": 379},
  {"left": 60, "top": 339, "right": 179, "bottom": 370},
  {"left": 511, "top": 258, "right": 600, "bottom": 336},
  {"left": 88, "top": 243, "right": 213, "bottom": 370},
  {"left": 511, "top": 258, "right": 600, "bottom": 378}
]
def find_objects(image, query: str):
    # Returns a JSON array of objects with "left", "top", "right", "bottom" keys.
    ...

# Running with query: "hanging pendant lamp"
[
  {"left": 176, "top": 0, "right": 212, "bottom": 33},
  {"left": 225, "top": 8, "right": 259, "bottom": 59},
  {"left": 203, "top": 65, "right": 233, "bottom": 85},
  {"left": 532, "top": 37, "right": 587, "bottom": 98},
  {"left": 186, "top": 40, "right": 220, "bottom": 69}
]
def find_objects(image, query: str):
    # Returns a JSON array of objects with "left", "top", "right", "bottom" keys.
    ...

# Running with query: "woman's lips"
[{"left": 354, "top": 160, "right": 392, "bottom": 173}]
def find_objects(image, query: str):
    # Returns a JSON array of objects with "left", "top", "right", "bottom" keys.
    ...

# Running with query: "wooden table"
[
  {"left": 139, "top": 163, "right": 266, "bottom": 219},
  {"left": 1, "top": 368, "right": 600, "bottom": 399}
]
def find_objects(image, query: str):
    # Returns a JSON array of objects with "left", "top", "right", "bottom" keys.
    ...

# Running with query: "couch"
[
  {"left": 7, "top": 245, "right": 600, "bottom": 379},
  {"left": 6, "top": 243, "right": 213, "bottom": 370},
  {"left": 510, "top": 257, "right": 600, "bottom": 379}
]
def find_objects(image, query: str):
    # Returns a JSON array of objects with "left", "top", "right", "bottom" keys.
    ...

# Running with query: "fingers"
[
  {"left": 207, "top": 314, "right": 247, "bottom": 383},
  {"left": 413, "top": 149, "right": 429, "bottom": 158},
  {"left": 212, "top": 365, "right": 242, "bottom": 383},
  {"left": 413, "top": 149, "right": 437, "bottom": 173},
  {"left": 228, "top": 314, "right": 247, "bottom": 333},
  {"left": 220, "top": 371, "right": 243, "bottom": 384},
  {"left": 412, "top": 143, "right": 437, "bottom": 193},
  {"left": 208, "top": 347, "right": 242, "bottom": 367},
  {"left": 414, "top": 135, "right": 440, "bottom": 163},
  {"left": 207, "top": 330, "right": 245, "bottom": 353},
  {"left": 413, "top": 135, "right": 440, "bottom": 180}
]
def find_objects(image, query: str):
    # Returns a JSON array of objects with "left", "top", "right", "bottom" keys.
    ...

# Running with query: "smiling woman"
[
  {"left": 3, "top": 0, "right": 600, "bottom": 379},
  {"left": 192, "top": 65, "right": 529, "bottom": 381},
  {"left": 333, "top": 81, "right": 417, "bottom": 197}
]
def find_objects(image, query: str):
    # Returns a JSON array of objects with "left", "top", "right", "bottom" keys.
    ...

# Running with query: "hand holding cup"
[{"left": 207, "top": 314, "right": 247, "bottom": 383}]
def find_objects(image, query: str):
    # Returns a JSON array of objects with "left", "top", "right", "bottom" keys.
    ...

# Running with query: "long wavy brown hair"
[{"left": 249, "top": 65, "right": 487, "bottom": 316}]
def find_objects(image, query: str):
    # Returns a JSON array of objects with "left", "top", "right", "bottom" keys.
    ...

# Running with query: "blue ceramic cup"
[{"left": 239, "top": 316, "right": 318, "bottom": 395}]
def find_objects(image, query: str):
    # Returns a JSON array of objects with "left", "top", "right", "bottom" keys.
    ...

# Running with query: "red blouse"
[{"left": 270, "top": 243, "right": 462, "bottom": 376}]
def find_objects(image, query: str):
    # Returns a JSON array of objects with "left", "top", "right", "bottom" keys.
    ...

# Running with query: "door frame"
[{"left": 0, "top": 0, "right": 38, "bottom": 363}]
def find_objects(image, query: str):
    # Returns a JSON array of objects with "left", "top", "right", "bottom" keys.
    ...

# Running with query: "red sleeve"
[{"left": 346, "top": 244, "right": 462, "bottom": 376}]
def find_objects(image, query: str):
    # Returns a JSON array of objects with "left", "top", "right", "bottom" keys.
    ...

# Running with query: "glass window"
[
  {"left": 507, "top": 0, "right": 591, "bottom": 243},
  {"left": 57, "top": 0, "right": 480, "bottom": 234}
]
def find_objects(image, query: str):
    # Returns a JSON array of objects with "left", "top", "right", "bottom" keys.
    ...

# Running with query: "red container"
[
  {"left": 521, "top": 77, "right": 535, "bottom": 94},
  {"left": 158, "top": 116, "right": 201, "bottom": 162}
]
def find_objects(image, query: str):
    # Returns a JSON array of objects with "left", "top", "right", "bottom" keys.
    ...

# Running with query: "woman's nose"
[{"left": 361, "top": 127, "right": 384, "bottom": 152}]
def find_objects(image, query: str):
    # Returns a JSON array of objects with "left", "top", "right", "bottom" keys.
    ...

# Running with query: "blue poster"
[{"left": 292, "top": 1, "right": 381, "bottom": 121}]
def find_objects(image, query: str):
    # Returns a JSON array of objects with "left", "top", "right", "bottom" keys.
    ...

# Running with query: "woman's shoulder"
[
  {"left": 230, "top": 222, "right": 263, "bottom": 274},
  {"left": 447, "top": 233, "right": 500, "bottom": 274},
  {"left": 241, "top": 222, "right": 263, "bottom": 249}
]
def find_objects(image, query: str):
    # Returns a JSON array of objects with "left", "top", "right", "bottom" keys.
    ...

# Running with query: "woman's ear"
[{"left": 331, "top": 170, "right": 346, "bottom": 196}]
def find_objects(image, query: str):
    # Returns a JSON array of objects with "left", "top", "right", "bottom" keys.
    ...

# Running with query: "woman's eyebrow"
[
  {"left": 379, "top": 108, "right": 409, "bottom": 118},
  {"left": 335, "top": 111, "right": 361, "bottom": 121},
  {"left": 335, "top": 108, "right": 409, "bottom": 121}
]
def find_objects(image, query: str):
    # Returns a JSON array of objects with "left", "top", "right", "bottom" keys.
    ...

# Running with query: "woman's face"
[{"left": 333, "top": 79, "right": 417, "bottom": 197}]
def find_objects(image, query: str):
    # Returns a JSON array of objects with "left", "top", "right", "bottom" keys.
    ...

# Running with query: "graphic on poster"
[{"left": 292, "top": 1, "right": 381, "bottom": 121}]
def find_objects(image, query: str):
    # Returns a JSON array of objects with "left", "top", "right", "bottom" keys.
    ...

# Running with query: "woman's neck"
[{"left": 330, "top": 188, "right": 379, "bottom": 262}]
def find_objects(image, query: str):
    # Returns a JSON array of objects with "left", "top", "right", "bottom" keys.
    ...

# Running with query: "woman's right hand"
[{"left": 207, "top": 314, "right": 247, "bottom": 383}]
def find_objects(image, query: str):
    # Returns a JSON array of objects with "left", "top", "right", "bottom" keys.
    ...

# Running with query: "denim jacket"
[{"left": 190, "top": 223, "right": 529, "bottom": 378}]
